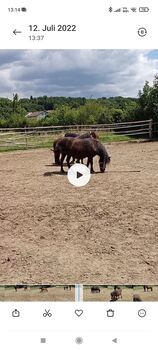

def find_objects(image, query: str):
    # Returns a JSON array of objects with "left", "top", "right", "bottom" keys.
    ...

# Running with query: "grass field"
[{"left": 0, "top": 131, "right": 132, "bottom": 152}]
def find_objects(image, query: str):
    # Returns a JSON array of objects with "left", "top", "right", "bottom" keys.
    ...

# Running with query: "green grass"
[
  {"left": 100, "top": 133, "right": 131, "bottom": 142},
  {"left": 0, "top": 131, "right": 133, "bottom": 153}
]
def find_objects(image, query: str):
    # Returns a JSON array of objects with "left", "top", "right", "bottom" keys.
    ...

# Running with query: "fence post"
[
  {"left": 24, "top": 126, "right": 28, "bottom": 149},
  {"left": 149, "top": 119, "right": 153, "bottom": 140}
]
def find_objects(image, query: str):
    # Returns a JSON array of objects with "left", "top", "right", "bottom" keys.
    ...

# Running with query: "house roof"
[{"left": 25, "top": 111, "right": 46, "bottom": 118}]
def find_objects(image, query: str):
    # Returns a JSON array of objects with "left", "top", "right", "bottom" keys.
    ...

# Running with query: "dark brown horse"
[
  {"left": 133, "top": 294, "right": 142, "bottom": 301},
  {"left": 55, "top": 138, "right": 110, "bottom": 173},
  {"left": 91, "top": 286, "right": 100, "bottom": 293},
  {"left": 78, "top": 131, "right": 98, "bottom": 139},
  {"left": 64, "top": 131, "right": 98, "bottom": 139},
  {"left": 143, "top": 285, "right": 153, "bottom": 292},
  {"left": 40, "top": 286, "right": 48, "bottom": 292},
  {"left": 53, "top": 137, "right": 74, "bottom": 168},
  {"left": 110, "top": 287, "right": 122, "bottom": 301},
  {"left": 52, "top": 132, "right": 98, "bottom": 165},
  {"left": 64, "top": 285, "right": 72, "bottom": 291},
  {"left": 52, "top": 138, "right": 63, "bottom": 165},
  {"left": 52, "top": 136, "right": 80, "bottom": 165},
  {"left": 64, "top": 132, "right": 79, "bottom": 137},
  {"left": 14, "top": 285, "right": 28, "bottom": 292}
]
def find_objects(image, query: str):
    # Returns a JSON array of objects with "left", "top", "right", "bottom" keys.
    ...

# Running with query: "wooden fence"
[{"left": 0, "top": 119, "right": 154, "bottom": 150}]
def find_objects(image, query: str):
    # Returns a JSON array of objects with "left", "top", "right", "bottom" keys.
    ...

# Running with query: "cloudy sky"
[{"left": 0, "top": 49, "right": 158, "bottom": 99}]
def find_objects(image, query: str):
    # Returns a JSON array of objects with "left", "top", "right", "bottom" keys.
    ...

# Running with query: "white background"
[
  {"left": 0, "top": 0, "right": 157, "bottom": 48},
  {"left": 0, "top": 302, "right": 157, "bottom": 349}
]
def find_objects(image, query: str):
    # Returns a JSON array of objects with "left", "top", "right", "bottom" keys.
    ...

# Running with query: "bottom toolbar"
[{"left": 0, "top": 302, "right": 157, "bottom": 349}]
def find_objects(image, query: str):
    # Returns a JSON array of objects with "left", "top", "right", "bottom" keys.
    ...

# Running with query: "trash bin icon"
[
  {"left": 106, "top": 309, "right": 114, "bottom": 317},
  {"left": 12, "top": 309, "right": 20, "bottom": 317}
]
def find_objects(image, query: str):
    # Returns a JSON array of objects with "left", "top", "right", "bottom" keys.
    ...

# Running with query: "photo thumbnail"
[
  {"left": 83, "top": 285, "right": 158, "bottom": 302},
  {"left": 0, "top": 50, "right": 158, "bottom": 285},
  {"left": 0, "top": 285, "right": 75, "bottom": 301}
]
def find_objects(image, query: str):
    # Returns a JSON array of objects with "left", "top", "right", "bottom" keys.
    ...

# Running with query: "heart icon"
[{"left": 75, "top": 309, "right": 83, "bottom": 317}]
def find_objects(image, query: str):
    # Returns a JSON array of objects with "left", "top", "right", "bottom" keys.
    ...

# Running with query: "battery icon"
[
  {"left": 139, "top": 7, "right": 149, "bottom": 12},
  {"left": 21, "top": 7, "right": 27, "bottom": 12}
]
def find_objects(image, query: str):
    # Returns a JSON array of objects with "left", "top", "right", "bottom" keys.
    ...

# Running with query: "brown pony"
[
  {"left": 64, "top": 132, "right": 79, "bottom": 137},
  {"left": 110, "top": 287, "right": 122, "bottom": 301},
  {"left": 55, "top": 137, "right": 110, "bottom": 173},
  {"left": 91, "top": 286, "right": 100, "bottom": 293},
  {"left": 40, "top": 287, "right": 48, "bottom": 292},
  {"left": 52, "top": 132, "right": 98, "bottom": 165},
  {"left": 133, "top": 294, "right": 142, "bottom": 301},
  {"left": 52, "top": 138, "right": 63, "bottom": 165},
  {"left": 64, "top": 131, "right": 98, "bottom": 139},
  {"left": 143, "top": 285, "right": 153, "bottom": 292}
]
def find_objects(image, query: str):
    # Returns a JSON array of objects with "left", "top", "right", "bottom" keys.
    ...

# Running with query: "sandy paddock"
[{"left": 0, "top": 141, "right": 158, "bottom": 284}]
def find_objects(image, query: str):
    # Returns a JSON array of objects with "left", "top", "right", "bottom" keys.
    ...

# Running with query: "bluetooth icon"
[{"left": 109, "top": 7, "right": 113, "bottom": 12}]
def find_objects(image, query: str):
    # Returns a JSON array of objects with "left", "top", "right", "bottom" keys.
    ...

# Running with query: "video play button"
[
  {"left": 67, "top": 164, "right": 91, "bottom": 187},
  {"left": 77, "top": 171, "right": 83, "bottom": 179}
]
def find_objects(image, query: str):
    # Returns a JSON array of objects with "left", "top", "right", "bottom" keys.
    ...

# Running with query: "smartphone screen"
[{"left": 0, "top": 0, "right": 157, "bottom": 348}]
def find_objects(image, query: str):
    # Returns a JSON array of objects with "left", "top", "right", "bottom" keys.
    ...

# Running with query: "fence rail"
[
  {"left": 0, "top": 119, "right": 152, "bottom": 131},
  {"left": 0, "top": 119, "right": 154, "bottom": 150}
]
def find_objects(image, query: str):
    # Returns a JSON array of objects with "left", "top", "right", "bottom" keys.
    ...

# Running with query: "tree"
[
  {"left": 137, "top": 76, "right": 158, "bottom": 122},
  {"left": 13, "top": 93, "right": 19, "bottom": 113}
]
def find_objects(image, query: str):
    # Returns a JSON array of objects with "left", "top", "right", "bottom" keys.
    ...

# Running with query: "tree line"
[{"left": 0, "top": 75, "right": 158, "bottom": 128}]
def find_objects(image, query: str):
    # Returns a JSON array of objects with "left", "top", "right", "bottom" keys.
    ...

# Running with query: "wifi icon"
[{"left": 131, "top": 7, "right": 137, "bottom": 12}]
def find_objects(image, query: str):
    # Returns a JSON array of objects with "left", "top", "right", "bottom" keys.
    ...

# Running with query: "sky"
[{"left": 0, "top": 49, "right": 158, "bottom": 99}]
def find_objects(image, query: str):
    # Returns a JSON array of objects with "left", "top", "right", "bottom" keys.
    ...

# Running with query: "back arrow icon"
[
  {"left": 13, "top": 29, "right": 22, "bottom": 35},
  {"left": 112, "top": 338, "right": 117, "bottom": 343}
]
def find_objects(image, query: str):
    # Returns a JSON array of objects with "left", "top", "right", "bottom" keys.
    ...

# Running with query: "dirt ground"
[
  {"left": 0, "top": 286, "right": 75, "bottom": 301},
  {"left": 84, "top": 286, "right": 158, "bottom": 301},
  {"left": 0, "top": 141, "right": 158, "bottom": 285}
]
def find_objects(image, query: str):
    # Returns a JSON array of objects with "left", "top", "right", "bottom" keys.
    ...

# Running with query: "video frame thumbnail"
[
  {"left": 0, "top": 285, "right": 75, "bottom": 301},
  {"left": 84, "top": 285, "right": 158, "bottom": 301},
  {"left": 0, "top": 285, "right": 158, "bottom": 302},
  {"left": 0, "top": 50, "right": 158, "bottom": 285}
]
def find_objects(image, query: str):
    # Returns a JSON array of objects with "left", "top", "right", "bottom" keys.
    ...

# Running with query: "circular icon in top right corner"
[{"left": 138, "top": 27, "right": 147, "bottom": 37}]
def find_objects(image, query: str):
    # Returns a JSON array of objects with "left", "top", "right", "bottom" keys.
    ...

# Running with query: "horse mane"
[{"left": 97, "top": 142, "right": 109, "bottom": 161}]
